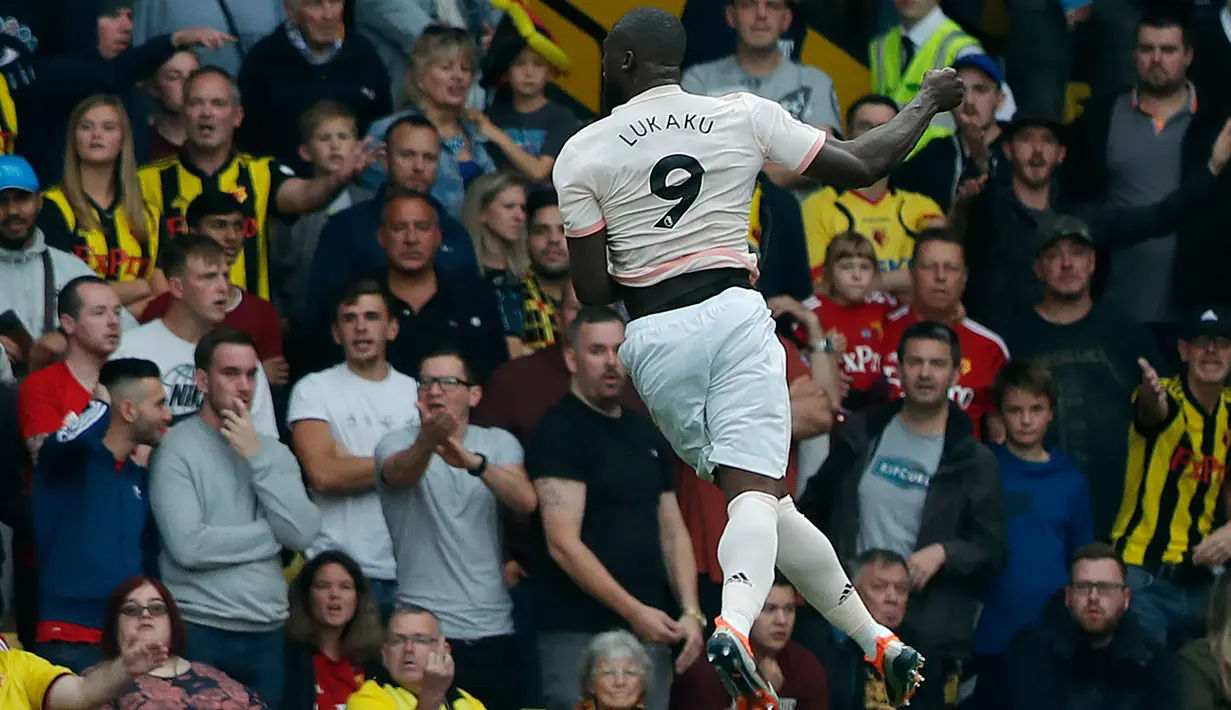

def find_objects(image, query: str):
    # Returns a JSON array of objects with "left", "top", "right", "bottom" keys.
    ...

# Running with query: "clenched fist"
[{"left": 920, "top": 67, "right": 965, "bottom": 113}]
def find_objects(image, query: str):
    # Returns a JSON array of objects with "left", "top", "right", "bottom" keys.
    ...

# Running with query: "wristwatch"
[
  {"left": 467, "top": 453, "right": 489, "bottom": 477},
  {"left": 683, "top": 607, "right": 708, "bottom": 629},
  {"left": 810, "top": 337, "right": 835, "bottom": 354}
]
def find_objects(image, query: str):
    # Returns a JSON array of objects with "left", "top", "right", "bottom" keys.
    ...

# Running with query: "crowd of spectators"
[{"left": 0, "top": 0, "right": 1230, "bottom": 709}]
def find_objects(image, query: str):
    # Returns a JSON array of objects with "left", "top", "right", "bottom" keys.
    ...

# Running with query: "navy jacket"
[
  {"left": 305, "top": 189, "right": 479, "bottom": 328},
  {"left": 34, "top": 400, "right": 158, "bottom": 632}
]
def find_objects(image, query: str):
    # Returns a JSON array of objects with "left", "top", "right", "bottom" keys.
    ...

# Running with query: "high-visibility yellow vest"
[{"left": 870, "top": 19, "right": 979, "bottom": 155}]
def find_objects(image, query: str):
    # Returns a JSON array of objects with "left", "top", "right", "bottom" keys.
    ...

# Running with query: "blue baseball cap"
[
  {"left": 952, "top": 54, "right": 1004, "bottom": 88},
  {"left": 0, "top": 156, "right": 38, "bottom": 193}
]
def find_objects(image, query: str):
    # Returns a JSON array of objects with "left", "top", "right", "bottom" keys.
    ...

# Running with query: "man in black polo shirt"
[{"left": 375, "top": 192, "right": 508, "bottom": 384}]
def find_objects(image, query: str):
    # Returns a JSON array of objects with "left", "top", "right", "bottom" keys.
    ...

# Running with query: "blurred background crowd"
[{"left": 0, "top": 0, "right": 1230, "bottom": 708}]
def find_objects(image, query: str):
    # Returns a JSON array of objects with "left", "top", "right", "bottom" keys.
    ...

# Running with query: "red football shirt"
[
  {"left": 141, "top": 289, "right": 284, "bottom": 360},
  {"left": 800, "top": 292, "right": 897, "bottom": 393},
  {"left": 313, "top": 652, "right": 364, "bottom": 710},
  {"left": 881, "top": 306, "right": 1009, "bottom": 439},
  {"left": 17, "top": 361, "right": 92, "bottom": 458}
]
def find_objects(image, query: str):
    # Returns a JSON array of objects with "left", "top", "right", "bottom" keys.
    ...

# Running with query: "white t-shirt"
[
  {"left": 552, "top": 84, "right": 824, "bottom": 288},
  {"left": 287, "top": 363, "right": 420, "bottom": 581},
  {"left": 111, "top": 320, "right": 278, "bottom": 436}
]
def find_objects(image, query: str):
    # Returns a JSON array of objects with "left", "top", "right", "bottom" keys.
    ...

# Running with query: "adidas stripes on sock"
[
  {"left": 774, "top": 496, "right": 893, "bottom": 658},
  {"left": 716, "top": 490, "right": 781, "bottom": 639}
]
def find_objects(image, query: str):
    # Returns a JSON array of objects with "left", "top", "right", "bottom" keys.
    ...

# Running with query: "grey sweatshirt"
[{"left": 150, "top": 416, "right": 321, "bottom": 632}]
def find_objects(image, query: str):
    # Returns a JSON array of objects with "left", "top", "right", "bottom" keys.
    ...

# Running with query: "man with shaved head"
[{"left": 552, "top": 6, "right": 964, "bottom": 709}]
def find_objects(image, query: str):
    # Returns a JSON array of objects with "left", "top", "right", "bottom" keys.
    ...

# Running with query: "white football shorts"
[{"left": 619, "top": 286, "right": 791, "bottom": 481}]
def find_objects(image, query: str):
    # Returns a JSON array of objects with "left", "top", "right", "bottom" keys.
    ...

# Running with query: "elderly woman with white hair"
[{"left": 576, "top": 631, "right": 654, "bottom": 710}]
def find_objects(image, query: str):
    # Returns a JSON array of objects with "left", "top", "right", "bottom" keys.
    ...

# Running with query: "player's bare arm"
[
  {"left": 803, "top": 69, "right": 965, "bottom": 188},
  {"left": 568, "top": 230, "right": 619, "bottom": 307}
]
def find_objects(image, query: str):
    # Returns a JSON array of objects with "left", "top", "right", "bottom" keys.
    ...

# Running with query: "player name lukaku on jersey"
[{"left": 618, "top": 113, "right": 716, "bottom": 147}]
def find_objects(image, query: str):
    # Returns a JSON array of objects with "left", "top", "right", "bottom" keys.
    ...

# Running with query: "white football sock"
[
  {"left": 775, "top": 496, "right": 894, "bottom": 659},
  {"left": 716, "top": 490, "right": 781, "bottom": 639}
]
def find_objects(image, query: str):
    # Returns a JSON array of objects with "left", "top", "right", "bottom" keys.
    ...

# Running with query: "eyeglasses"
[
  {"left": 120, "top": 601, "right": 169, "bottom": 618},
  {"left": 1071, "top": 581, "right": 1126, "bottom": 596},
  {"left": 418, "top": 376, "right": 472, "bottom": 391},
  {"left": 388, "top": 633, "right": 439, "bottom": 648}
]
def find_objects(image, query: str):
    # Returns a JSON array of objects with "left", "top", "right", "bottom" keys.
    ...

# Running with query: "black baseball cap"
[
  {"left": 1004, "top": 114, "right": 1066, "bottom": 145},
  {"left": 1036, "top": 214, "right": 1094, "bottom": 254},
  {"left": 1180, "top": 307, "right": 1231, "bottom": 342},
  {"left": 97, "top": 0, "right": 134, "bottom": 15}
]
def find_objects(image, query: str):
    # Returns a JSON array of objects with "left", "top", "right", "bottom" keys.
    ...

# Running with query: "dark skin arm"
[
  {"left": 567, "top": 232, "right": 620, "bottom": 306},
  {"left": 801, "top": 68, "right": 965, "bottom": 188}
]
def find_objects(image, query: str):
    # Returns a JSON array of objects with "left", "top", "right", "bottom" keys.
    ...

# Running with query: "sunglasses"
[{"left": 120, "top": 601, "right": 169, "bottom": 618}]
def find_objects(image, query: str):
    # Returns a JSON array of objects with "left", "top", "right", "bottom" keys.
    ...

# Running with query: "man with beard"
[
  {"left": 1005, "top": 543, "right": 1179, "bottom": 709},
  {"left": 150, "top": 327, "right": 320, "bottom": 709},
  {"left": 998, "top": 217, "right": 1165, "bottom": 540},
  {"left": 1064, "top": 11, "right": 1231, "bottom": 347},
  {"left": 519, "top": 189, "right": 569, "bottom": 352},
  {"left": 1110, "top": 307, "right": 1231, "bottom": 648},
  {"left": 0, "top": 156, "right": 135, "bottom": 374},
  {"left": 32, "top": 357, "right": 171, "bottom": 672},
  {"left": 14, "top": 276, "right": 125, "bottom": 649},
  {"left": 956, "top": 114, "right": 1231, "bottom": 331},
  {"left": 800, "top": 320, "right": 1005, "bottom": 701}
]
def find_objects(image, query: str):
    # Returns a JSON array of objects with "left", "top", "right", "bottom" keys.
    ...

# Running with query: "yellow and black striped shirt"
[
  {"left": 1112, "top": 376, "right": 1231, "bottom": 567},
  {"left": 0, "top": 79, "right": 17, "bottom": 154},
  {"left": 38, "top": 187, "right": 160, "bottom": 281},
  {"left": 138, "top": 152, "right": 294, "bottom": 300}
]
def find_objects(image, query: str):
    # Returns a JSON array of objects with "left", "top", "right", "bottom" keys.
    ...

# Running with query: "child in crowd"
[
  {"left": 274, "top": 100, "right": 368, "bottom": 330},
  {"left": 968, "top": 361, "right": 1093, "bottom": 710},
  {"left": 800, "top": 231, "right": 898, "bottom": 411},
  {"left": 475, "top": 0, "right": 578, "bottom": 183}
]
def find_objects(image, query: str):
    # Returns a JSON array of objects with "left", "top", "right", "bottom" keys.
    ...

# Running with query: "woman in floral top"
[{"left": 90, "top": 576, "right": 265, "bottom": 710}]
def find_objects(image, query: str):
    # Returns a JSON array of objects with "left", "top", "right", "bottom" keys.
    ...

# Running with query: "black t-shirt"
[
  {"left": 525, "top": 393, "right": 675, "bottom": 633},
  {"left": 485, "top": 99, "right": 579, "bottom": 171},
  {"left": 999, "top": 304, "right": 1167, "bottom": 539}
]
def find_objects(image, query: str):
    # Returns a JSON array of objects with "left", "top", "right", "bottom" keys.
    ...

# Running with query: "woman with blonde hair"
[
  {"left": 1179, "top": 573, "right": 1231, "bottom": 709},
  {"left": 39, "top": 94, "right": 165, "bottom": 318},
  {"left": 362, "top": 25, "right": 495, "bottom": 219},
  {"left": 462, "top": 171, "right": 529, "bottom": 357},
  {"left": 575, "top": 630, "right": 655, "bottom": 710}
]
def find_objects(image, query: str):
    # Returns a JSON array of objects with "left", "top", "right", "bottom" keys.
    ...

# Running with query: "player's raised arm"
[{"left": 803, "top": 68, "right": 965, "bottom": 188}]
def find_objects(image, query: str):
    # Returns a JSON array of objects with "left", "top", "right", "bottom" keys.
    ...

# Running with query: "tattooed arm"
[{"left": 536, "top": 477, "right": 644, "bottom": 619}]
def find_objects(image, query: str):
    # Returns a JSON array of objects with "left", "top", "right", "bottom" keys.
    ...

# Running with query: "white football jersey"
[{"left": 553, "top": 84, "right": 825, "bottom": 288}]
